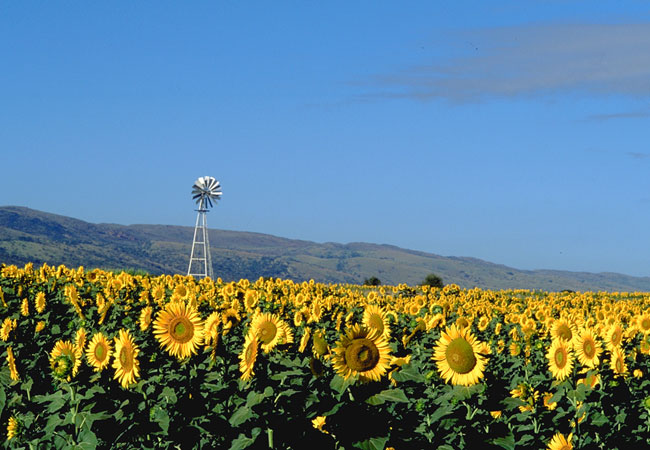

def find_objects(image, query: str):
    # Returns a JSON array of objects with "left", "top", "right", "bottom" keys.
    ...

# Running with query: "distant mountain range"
[{"left": 1, "top": 206, "right": 649, "bottom": 292}]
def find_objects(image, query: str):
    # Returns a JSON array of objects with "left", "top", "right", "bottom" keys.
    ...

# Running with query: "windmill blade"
[{"left": 191, "top": 176, "right": 221, "bottom": 210}]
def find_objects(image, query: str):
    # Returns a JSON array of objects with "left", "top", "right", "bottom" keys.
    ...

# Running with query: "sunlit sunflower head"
[
  {"left": 610, "top": 346, "right": 628, "bottom": 378},
  {"left": 250, "top": 312, "right": 283, "bottom": 353},
  {"left": 203, "top": 311, "right": 221, "bottom": 348},
  {"left": 7, "top": 416, "right": 19, "bottom": 440},
  {"left": 50, "top": 340, "right": 82, "bottom": 381},
  {"left": 85, "top": 332, "right": 112, "bottom": 372},
  {"left": 238, "top": 330, "right": 258, "bottom": 381},
  {"left": 574, "top": 329, "right": 602, "bottom": 369},
  {"left": 75, "top": 328, "right": 87, "bottom": 352},
  {"left": 552, "top": 319, "right": 576, "bottom": 344},
  {"left": 35, "top": 292, "right": 46, "bottom": 313},
  {"left": 299, "top": 327, "right": 311, "bottom": 353},
  {"left": 152, "top": 285, "right": 166, "bottom": 302},
  {"left": 605, "top": 324, "right": 624, "bottom": 351},
  {"left": 332, "top": 324, "right": 391, "bottom": 382},
  {"left": 547, "top": 338, "right": 573, "bottom": 381},
  {"left": 153, "top": 301, "right": 204, "bottom": 360},
  {"left": 547, "top": 432, "right": 573, "bottom": 450},
  {"left": 112, "top": 329, "right": 140, "bottom": 388},
  {"left": 432, "top": 324, "right": 487, "bottom": 386},
  {"left": 173, "top": 283, "right": 190, "bottom": 300},
  {"left": 244, "top": 289, "right": 259, "bottom": 311},
  {"left": 363, "top": 304, "right": 391, "bottom": 339},
  {"left": 6, "top": 347, "right": 19, "bottom": 381},
  {"left": 636, "top": 313, "right": 650, "bottom": 335},
  {"left": 139, "top": 306, "right": 153, "bottom": 331}
]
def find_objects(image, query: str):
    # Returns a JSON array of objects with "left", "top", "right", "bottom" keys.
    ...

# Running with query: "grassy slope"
[{"left": 1, "top": 206, "right": 650, "bottom": 291}]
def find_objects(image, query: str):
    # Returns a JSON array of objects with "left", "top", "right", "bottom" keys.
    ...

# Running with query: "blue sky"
[{"left": 2, "top": 2, "right": 650, "bottom": 276}]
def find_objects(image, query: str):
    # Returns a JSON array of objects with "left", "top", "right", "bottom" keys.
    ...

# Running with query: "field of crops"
[{"left": 1, "top": 263, "right": 650, "bottom": 449}]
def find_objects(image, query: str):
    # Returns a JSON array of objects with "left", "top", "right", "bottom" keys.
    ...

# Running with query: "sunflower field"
[{"left": 1, "top": 263, "right": 650, "bottom": 449}]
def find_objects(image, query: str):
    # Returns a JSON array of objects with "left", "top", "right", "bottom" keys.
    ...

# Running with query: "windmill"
[{"left": 187, "top": 176, "right": 222, "bottom": 279}]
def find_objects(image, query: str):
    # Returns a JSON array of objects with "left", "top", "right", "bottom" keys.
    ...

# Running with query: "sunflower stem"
[{"left": 267, "top": 427, "right": 274, "bottom": 448}]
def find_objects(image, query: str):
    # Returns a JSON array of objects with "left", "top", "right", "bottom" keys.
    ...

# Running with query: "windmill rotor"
[{"left": 192, "top": 176, "right": 222, "bottom": 210}]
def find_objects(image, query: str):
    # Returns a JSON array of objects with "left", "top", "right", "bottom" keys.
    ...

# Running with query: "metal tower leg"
[{"left": 187, "top": 210, "right": 213, "bottom": 279}]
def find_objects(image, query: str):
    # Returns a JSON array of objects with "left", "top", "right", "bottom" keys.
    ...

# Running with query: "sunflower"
[
  {"left": 573, "top": 329, "right": 602, "bottom": 369},
  {"left": 332, "top": 324, "right": 391, "bottom": 382},
  {"left": 312, "top": 329, "right": 330, "bottom": 358},
  {"left": 432, "top": 324, "right": 487, "bottom": 386},
  {"left": 139, "top": 306, "right": 153, "bottom": 331},
  {"left": 636, "top": 313, "right": 650, "bottom": 335},
  {"left": 112, "top": 329, "right": 140, "bottom": 388},
  {"left": 551, "top": 319, "right": 575, "bottom": 343},
  {"left": 244, "top": 290, "right": 258, "bottom": 311},
  {"left": 203, "top": 311, "right": 221, "bottom": 348},
  {"left": 238, "top": 331, "right": 258, "bottom": 381},
  {"left": 0, "top": 318, "right": 15, "bottom": 342},
  {"left": 610, "top": 346, "right": 628, "bottom": 378},
  {"left": 547, "top": 339, "right": 573, "bottom": 381},
  {"left": 50, "top": 340, "right": 82, "bottom": 381},
  {"left": 605, "top": 324, "right": 624, "bottom": 352},
  {"left": 250, "top": 312, "right": 284, "bottom": 353},
  {"left": 85, "top": 332, "right": 112, "bottom": 372},
  {"left": 19, "top": 298, "right": 28, "bottom": 317},
  {"left": 151, "top": 285, "right": 166, "bottom": 302},
  {"left": 6, "top": 347, "right": 19, "bottom": 381},
  {"left": 547, "top": 432, "right": 573, "bottom": 450},
  {"left": 35, "top": 292, "right": 46, "bottom": 313},
  {"left": 299, "top": 327, "right": 311, "bottom": 353},
  {"left": 75, "top": 328, "right": 87, "bottom": 352},
  {"left": 7, "top": 416, "right": 18, "bottom": 440},
  {"left": 363, "top": 304, "right": 391, "bottom": 338},
  {"left": 153, "top": 301, "right": 204, "bottom": 360}
]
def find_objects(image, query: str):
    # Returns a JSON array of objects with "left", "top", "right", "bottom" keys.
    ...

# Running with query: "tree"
[
  {"left": 363, "top": 276, "right": 381, "bottom": 286},
  {"left": 422, "top": 273, "right": 443, "bottom": 288}
]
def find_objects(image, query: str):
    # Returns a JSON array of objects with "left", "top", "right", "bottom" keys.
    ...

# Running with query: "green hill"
[{"left": 1, "top": 206, "right": 649, "bottom": 292}]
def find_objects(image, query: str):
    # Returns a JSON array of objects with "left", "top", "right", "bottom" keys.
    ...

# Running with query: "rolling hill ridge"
[{"left": 1, "top": 206, "right": 649, "bottom": 292}]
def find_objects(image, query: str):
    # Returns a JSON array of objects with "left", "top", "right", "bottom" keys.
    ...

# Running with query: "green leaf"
[
  {"left": 151, "top": 407, "right": 169, "bottom": 434},
  {"left": 366, "top": 388, "right": 409, "bottom": 405},
  {"left": 159, "top": 386, "right": 177, "bottom": 404},
  {"left": 0, "top": 385, "right": 5, "bottom": 415},
  {"left": 77, "top": 429, "right": 98, "bottom": 450},
  {"left": 330, "top": 375, "right": 353, "bottom": 395},
  {"left": 353, "top": 436, "right": 389, "bottom": 450},
  {"left": 229, "top": 427, "right": 262, "bottom": 450},
  {"left": 229, "top": 405, "right": 253, "bottom": 427},
  {"left": 491, "top": 434, "right": 515, "bottom": 450}
]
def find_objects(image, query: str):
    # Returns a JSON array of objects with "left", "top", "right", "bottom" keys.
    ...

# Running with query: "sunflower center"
[
  {"left": 120, "top": 347, "right": 132, "bottom": 371},
  {"left": 345, "top": 338, "right": 380, "bottom": 372},
  {"left": 583, "top": 339, "right": 595, "bottom": 358},
  {"left": 557, "top": 324, "right": 572, "bottom": 341},
  {"left": 615, "top": 356, "right": 624, "bottom": 373},
  {"left": 94, "top": 344, "right": 106, "bottom": 361},
  {"left": 554, "top": 347, "right": 566, "bottom": 368},
  {"left": 641, "top": 318, "right": 650, "bottom": 331},
  {"left": 445, "top": 337, "right": 477, "bottom": 374},
  {"left": 169, "top": 317, "right": 194, "bottom": 343},
  {"left": 611, "top": 329, "right": 622, "bottom": 346},
  {"left": 258, "top": 321, "right": 277, "bottom": 344}
]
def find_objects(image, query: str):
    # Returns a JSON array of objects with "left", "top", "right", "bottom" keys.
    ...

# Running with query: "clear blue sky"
[{"left": 2, "top": 2, "right": 650, "bottom": 276}]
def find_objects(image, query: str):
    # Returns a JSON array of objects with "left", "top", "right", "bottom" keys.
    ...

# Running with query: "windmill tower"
[{"left": 187, "top": 176, "right": 222, "bottom": 279}]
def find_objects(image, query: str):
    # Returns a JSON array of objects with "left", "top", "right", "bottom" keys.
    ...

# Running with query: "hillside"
[{"left": 1, "top": 206, "right": 649, "bottom": 292}]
